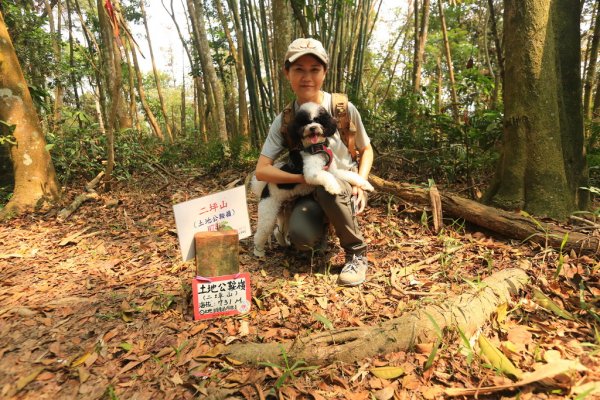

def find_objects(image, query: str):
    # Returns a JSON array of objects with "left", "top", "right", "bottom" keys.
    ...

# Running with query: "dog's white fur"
[{"left": 252, "top": 102, "right": 374, "bottom": 257}]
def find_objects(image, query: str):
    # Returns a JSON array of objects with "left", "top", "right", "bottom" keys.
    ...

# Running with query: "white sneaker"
[{"left": 338, "top": 254, "right": 368, "bottom": 286}]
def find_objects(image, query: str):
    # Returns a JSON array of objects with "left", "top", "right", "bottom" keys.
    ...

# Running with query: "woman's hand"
[{"left": 352, "top": 186, "right": 367, "bottom": 214}]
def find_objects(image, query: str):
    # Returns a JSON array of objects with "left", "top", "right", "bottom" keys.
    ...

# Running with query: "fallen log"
[
  {"left": 226, "top": 268, "right": 528, "bottom": 365},
  {"left": 369, "top": 174, "right": 600, "bottom": 256},
  {"left": 57, "top": 171, "right": 104, "bottom": 221}
]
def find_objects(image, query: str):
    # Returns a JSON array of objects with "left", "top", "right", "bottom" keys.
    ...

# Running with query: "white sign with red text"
[{"left": 173, "top": 185, "right": 251, "bottom": 261}]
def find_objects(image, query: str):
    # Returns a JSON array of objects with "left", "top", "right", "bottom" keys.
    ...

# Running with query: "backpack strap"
[{"left": 331, "top": 93, "right": 358, "bottom": 161}]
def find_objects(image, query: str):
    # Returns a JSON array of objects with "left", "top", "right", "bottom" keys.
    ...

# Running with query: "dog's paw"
[
  {"left": 324, "top": 181, "right": 343, "bottom": 195},
  {"left": 253, "top": 246, "right": 266, "bottom": 258},
  {"left": 361, "top": 182, "right": 375, "bottom": 192}
]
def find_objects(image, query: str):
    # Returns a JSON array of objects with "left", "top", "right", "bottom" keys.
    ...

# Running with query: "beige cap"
[{"left": 284, "top": 38, "right": 329, "bottom": 66}]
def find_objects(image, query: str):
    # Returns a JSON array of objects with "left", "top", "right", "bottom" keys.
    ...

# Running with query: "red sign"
[{"left": 192, "top": 273, "right": 251, "bottom": 320}]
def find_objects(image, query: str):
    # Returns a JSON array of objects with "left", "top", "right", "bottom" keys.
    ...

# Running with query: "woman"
[{"left": 254, "top": 38, "right": 374, "bottom": 286}]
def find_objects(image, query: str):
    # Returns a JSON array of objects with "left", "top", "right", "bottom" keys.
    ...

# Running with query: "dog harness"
[{"left": 304, "top": 142, "right": 334, "bottom": 170}]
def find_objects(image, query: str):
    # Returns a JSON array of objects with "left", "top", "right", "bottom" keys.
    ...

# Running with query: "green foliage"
[
  {"left": 1, "top": 2, "right": 54, "bottom": 87},
  {"left": 366, "top": 94, "right": 502, "bottom": 184},
  {"left": 47, "top": 112, "right": 165, "bottom": 184},
  {"left": 259, "top": 345, "right": 319, "bottom": 390},
  {"left": 0, "top": 120, "right": 16, "bottom": 146}
]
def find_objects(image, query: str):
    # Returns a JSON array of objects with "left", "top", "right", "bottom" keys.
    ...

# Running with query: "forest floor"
[{"left": 1, "top": 164, "right": 600, "bottom": 400}]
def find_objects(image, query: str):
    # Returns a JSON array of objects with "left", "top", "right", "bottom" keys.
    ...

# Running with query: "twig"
[
  {"left": 569, "top": 215, "right": 600, "bottom": 229},
  {"left": 57, "top": 171, "right": 104, "bottom": 221}
]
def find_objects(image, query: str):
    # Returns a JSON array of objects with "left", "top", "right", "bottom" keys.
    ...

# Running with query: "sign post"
[{"left": 173, "top": 186, "right": 253, "bottom": 320}]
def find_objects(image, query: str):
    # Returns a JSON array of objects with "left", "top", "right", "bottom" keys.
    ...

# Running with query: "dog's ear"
[{"left": 316, "top": 108, "right": 338, "bottom": 137}]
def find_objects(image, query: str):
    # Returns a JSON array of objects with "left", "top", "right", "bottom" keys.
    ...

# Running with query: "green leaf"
[
  {"left": 312, "top": 313, "right": 333, "bottom": 330},
  {"left": 424, "top": 339, "right": 441, "bottom": 371},
  {"left": 119, "top": 342, "right": 133, "bottom": 352},
  {"left": 533, "top": 288, "right": 575, "bottom": 320}
]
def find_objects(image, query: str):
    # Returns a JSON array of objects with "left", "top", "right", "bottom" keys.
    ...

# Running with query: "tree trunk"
[
  {"left": 438, "top": 0, "right": 459, "bottom": 122},
  {"left": 412, "top": 0, "right": 430, "bottom": 93},
  {"left": 44, "top": 0, "right": 64, "bottom": 133},
  {"left": 140, "top": 0, "right": 173, "bottom": 142},
  {"left": 97, "top": 0, "right": 122, "bottom": 191},
  {"left": 487, "top": 0, "right": 504, "bottom": 86},
  {"left": 0, "top": 9, "right": 60, "bottom": 218},
  {"left": 123, "top": 39, "right": 140, "bottom": 131},
  {"left": 370, "top": 174, "right": 600, "bottom": 256},
  {"left": 127, "top": 36, "right": 164, "bottom": 141},
  {"left": 271, "top": 0, "right": 293, "bottom": 110},
  {"left": 65, "top": 0, "right": 83, "bottom": 130},
  {"left": 188, "top": 0, "right": 229, "bottom": 154},
  {"left": 485, "top": 0, "right": 588, "bottom": 220},
  {"left": 226, "top": 268, "right": 528, "bottom": 365},
  {"left": 213, "top": 0, "right": 250, "bottom": 145},
  {"left": 583, "top": 2, "right": 599, "bottom": 120}
]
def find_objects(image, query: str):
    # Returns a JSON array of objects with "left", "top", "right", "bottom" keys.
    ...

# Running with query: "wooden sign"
[
  {"left": 173, "top": 186, "right": 251, "bottom": 262},
  {"left": 192, "top": 273, "right": 251, "bottom": 320}
]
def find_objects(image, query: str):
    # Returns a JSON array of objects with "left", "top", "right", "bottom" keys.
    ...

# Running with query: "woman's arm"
[
  {"left": 352, "top": 143, "right": 374, "bottom": 214},
  {"left": 255, "top": 155, "right": 306, "bottom": 184}
]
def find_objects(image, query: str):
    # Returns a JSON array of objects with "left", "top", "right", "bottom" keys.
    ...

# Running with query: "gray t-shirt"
[{"left": 260, "top": 92, "right": 370, "bottom": 171}]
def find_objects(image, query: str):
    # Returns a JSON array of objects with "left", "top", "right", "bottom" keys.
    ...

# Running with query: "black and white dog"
[{"left": 252, "top": 102, "right": 374, "bottom": 257}]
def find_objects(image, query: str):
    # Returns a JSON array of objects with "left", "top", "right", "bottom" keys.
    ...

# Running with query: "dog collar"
[{"left": 304, "top": 141, "right": 333, "bottom": 170}]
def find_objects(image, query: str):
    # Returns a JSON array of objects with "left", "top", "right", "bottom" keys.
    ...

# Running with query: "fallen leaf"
[
  {"left": 10, "top": 366, "right": 45, "bottom": 396},
  {"left": 238, "top": 320, "right": 249, "bottom": 337},
  {"left": 478, "top": 334, "right": 522, "bottom": 379},
  {"left": 171, "top": 372, "right": 184, "bottom": 385},
  {"left": 370, "top": 366, "right": 405, "bottom": 380},
  {"left": 78, "top": 366, "right": 90, "bottom": 383},
  {"left": 373, "top": 383, "right": 397, "bottom": 400},
  {"left": 316, "top": 297, "right": 328, "bottom": 310},
  {"left": 59, "top": 227, "right": 91, "bottom": 246},
  {"left": 543, "top": 349, "right": 562, "bottom": 363},
  {"left": 71, "top": 352, "right": 93, "bottom": 368}
]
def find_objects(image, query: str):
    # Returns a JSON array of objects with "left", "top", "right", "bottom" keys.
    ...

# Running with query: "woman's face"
[{"left": 284, "top": 55, "right": 327, "bottom": 104}]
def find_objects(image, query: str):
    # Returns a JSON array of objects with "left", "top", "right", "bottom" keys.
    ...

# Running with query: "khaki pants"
[{"left": 288, "top": 180, "right": 367, "bottom": 257}]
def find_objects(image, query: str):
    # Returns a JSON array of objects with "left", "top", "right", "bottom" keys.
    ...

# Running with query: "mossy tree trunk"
[
  {"left": 485, "top": 0, "right": 588, "bottom": 220},
  {"left": 0, "top": 9, "right": 60, "bottom": 218}
]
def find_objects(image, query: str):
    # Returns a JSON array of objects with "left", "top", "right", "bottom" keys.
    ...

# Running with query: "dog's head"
[{"left": 288, "top": 102, "right": 338, "bottom": 149}]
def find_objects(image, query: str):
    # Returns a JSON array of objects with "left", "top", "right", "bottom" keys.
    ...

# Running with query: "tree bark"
[
  {"left": 127, "top": 36, "right": 165, "bottom": 141},
  {"left": 438, "top": 0, "right": 460, "bottom": 122},
  {"left": 226, "top": 268, "right": 528, "bottom": 365},
  {"left": 96, "top": 0, "right": 123, "bottom": 191},
  {"left": 583, "top": 2, "right": 600, "bottom": 120},
  {"left": 370, "top": 174, "right": 600, "bottom": 256},
  {"left": 188, "top": 0, "right": 229, "bottom": 154},
  {"left": 412, "top": 0, "right": 430, "bottom": 93},
  {"left": 487, "top": 0, "right": 504, "bottom": 86},
  {"left": 486, "top": 0, "right": 588, "bottom": 220},
  {"left": 271, "top": 0, "right": 293, "bottom": 110},
  {"left": 0, "top": 9, "right": 60, "bottom": 218},
  {"left": 213, "top": 0, "right": 250, "bottom": 144},
  {"left": 140, "top": 0, "right": 173, "bottom": 142},
  {"left": 44, "top": 0, "right": 64, "bottom": 133}
]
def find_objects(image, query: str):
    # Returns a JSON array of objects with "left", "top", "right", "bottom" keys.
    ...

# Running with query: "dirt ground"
[{"left": 1, "top": 167, "right": 599, "bottom": 399}]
